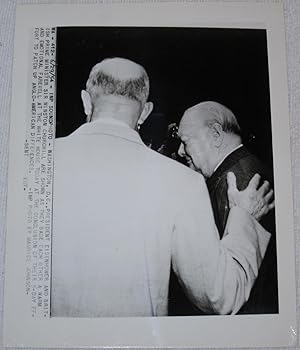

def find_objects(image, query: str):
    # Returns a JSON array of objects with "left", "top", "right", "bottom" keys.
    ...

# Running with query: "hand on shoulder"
[{"left": 226, "top": 172, "right": 275, "bottom": 221}]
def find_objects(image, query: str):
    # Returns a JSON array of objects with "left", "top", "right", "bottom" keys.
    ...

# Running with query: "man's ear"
[
  {"left": 137, "top": 102, "right": 154, "bottom": 128},
  {"left": 211, "top": 122, "right": 224, "bottom": 147},
  {"left": 81, "top": 90, "right": 93, "bottom": 122}
]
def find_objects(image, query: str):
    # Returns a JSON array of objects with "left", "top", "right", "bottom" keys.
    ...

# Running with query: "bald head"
[
  {"left": 97, "top": 57, "right": 145, "bottom": 80},
  {"left": 178, "top": 101, "right": 242, "bottom": 178},
  {"left": 182, "top": 101, "right": 241, "bottom": 136},
  {"left": 86, "top": 57, "right": 150, "bottom": 105}
]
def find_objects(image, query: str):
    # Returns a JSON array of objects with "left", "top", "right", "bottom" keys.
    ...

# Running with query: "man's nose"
[{"left": 178, "top": 143, "right": 186, "bottom": 157}]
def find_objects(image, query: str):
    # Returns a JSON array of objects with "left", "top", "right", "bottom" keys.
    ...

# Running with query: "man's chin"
[
  {"left": 187, "top": 161, "right": 205, "bottom": 176},
  {"left": 187, "top": 160, "right": 197, "bottom": 171}
]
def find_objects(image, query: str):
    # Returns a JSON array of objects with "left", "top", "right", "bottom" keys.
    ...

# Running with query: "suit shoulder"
[
  {"left": 210, "top": 148, "right": 273, "bottom": 192},
  {"left": 145, "top": 148, "right": 205, "bottom": 183},
  {"left": 224, "top": 151, "right": 272, "bottom": 190},
  {"left": 54, "top": 136, "right": 70, "bottom": 146},
  {"left": 54, "top": 134, "right": 79, "bottom": 149},
  {"left": 235, "top": 152, "right": 272, "bottom": 181},
  {"left": 147, "top": 148, "right": 196, "bottom": 172}
]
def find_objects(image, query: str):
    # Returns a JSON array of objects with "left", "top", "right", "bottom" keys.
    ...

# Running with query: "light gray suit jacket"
[{"left": 51, "top": 119, "right": 270, "bottom": 317}]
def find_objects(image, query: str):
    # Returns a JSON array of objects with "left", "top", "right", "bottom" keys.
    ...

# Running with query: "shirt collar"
[{"left": 213, "top": 144, "right": 243, "bottom": 174}]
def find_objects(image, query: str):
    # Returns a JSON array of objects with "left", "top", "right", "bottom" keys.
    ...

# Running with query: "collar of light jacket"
[{"left": 70, "top": 118, "right": 145, "bottom": 147}]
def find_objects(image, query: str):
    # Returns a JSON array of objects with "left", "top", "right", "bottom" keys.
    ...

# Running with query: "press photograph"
[{"left": 50, "top": 26, "right": 278, "bottom": 318}]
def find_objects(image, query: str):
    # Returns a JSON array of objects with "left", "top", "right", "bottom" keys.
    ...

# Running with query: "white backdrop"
[{"left": 0, "top": 0, "right": 299, "bottom": 349}]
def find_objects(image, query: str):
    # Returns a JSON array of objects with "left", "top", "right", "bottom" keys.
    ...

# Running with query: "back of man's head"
[
  {"left": 189, "top": 101, "right": 241, "bottom": 136},
  {"left": 86, "top": 57, "right": 150, "bottom": 106}
]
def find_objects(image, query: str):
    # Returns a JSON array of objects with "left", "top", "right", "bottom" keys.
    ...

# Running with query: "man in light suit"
[
  {"left": 51, "top": 58, "right": 273, "bottom": 317},
  {"left": 176, "top": 101, "right": 277, "bottom": 314}
]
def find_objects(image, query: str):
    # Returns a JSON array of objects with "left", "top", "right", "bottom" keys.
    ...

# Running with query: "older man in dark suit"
[{"left": 175, "top": 101, "right": 278, "bottom": 314}]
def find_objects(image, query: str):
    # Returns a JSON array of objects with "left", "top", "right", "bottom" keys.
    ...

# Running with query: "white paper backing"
[{"left": 0, "top": 0, "right": 299, "bottom": 349}]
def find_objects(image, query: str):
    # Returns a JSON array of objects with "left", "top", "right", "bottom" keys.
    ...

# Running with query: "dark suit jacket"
[
  {"left": 169, "top": 146, "right": 278, "bottom": 315},
  {"left": 206, "top": 146, "right": 278, "bottom": 314}
]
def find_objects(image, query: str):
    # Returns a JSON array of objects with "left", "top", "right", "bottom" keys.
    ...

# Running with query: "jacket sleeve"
[{"left": 171, "top": 173, "right": 271, "bottom": 314}]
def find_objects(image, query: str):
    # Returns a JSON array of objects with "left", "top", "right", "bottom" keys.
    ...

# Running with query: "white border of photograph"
[{"left": 3, "top": 1, "right": 297, "bottom": 348}]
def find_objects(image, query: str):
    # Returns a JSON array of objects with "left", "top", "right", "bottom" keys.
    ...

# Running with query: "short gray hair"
[
  {"left": 86, "top": 60, "right": 150, "bottom": 105},
  {"left": 197, "top": 101, "right": 241, "bottom": 136}
]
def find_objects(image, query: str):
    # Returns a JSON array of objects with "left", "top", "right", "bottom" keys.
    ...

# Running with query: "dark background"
[{"left": 56, "top": 27, "right": 273, "bottom": 167}]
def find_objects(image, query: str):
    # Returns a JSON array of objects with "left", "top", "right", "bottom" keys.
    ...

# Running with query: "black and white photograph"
[
  {"left": 2, "top": 2, "right": 297, "bottom": 348},
  {"left": 51, "top": 26, "right": 278, "bottom": 318}
]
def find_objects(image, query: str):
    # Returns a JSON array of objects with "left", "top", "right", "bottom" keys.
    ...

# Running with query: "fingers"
[
  {"left": 257, "top": 192, "right": 275, "bottom": 220},
  {"left": 227, "top": 172, "right": 237, "bottom": 192},
  {"left": 257, "top": 180, "right": 270, "bottom": 196},
  {"left": 258, "top": 198, "right": 275, "bottom": 220},
  {"left": 268, "top": 200, "right": 275, "bottom": 210},
  {"left": 248, "top": 173, "right": 261, "bottom": 190},
  {"left": 264, "top": 189, "right": 274, "bottom": 203}
]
